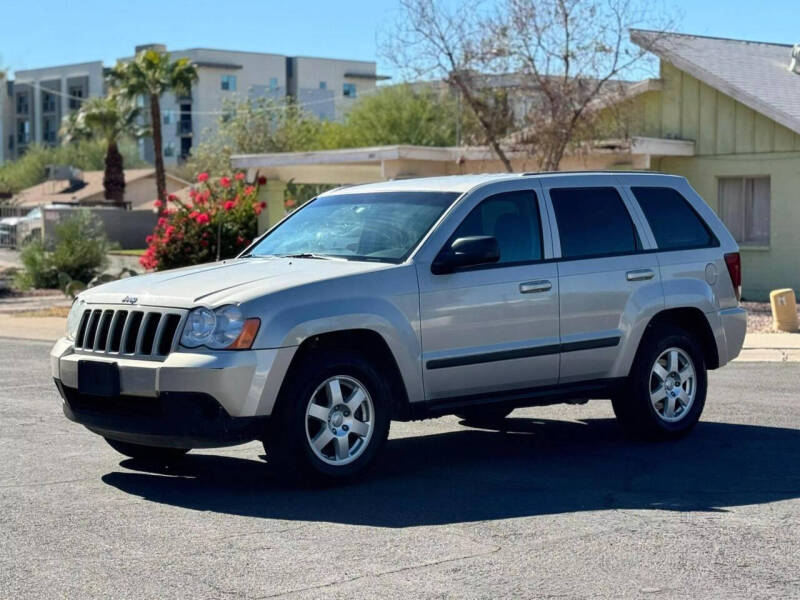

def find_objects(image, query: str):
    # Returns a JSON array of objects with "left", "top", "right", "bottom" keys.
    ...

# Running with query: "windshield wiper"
[{"left": 279, "top": 253, "right": 336, "bottom": 260}]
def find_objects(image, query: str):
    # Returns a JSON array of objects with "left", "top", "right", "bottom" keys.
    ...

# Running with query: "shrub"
[
  {"left": 140, "top": 172, "right": 265, "bottom": 271},
  {"left": 16, "top": 210, "right": 113, "bottom": 289}
]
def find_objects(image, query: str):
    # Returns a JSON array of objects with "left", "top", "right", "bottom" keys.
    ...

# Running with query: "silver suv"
[{"left": 51, "top": 172, "right": 746, "bottom": 481}]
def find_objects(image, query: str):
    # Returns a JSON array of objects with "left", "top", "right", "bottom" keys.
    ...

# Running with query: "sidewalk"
[
  {"left": 0, "top": 314, "right": 66, "bottom": 341},
  {"left": 1, "top": 311, "right": 798, "bottom": 361},
  {"left": 738, "top": 332, "right": 800, "bottom": 362}
]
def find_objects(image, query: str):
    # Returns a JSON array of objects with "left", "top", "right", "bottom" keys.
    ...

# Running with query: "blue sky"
[{"left": 1, "top": 0, "right": 796, "bottom": 78}]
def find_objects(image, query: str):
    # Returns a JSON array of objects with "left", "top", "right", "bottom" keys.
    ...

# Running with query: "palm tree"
[
  {"left": 60, "top": 94, "right": 145, "bottom": 204},
  {"left": 109, "top": 50, "right": 198, "bottom": 206}
]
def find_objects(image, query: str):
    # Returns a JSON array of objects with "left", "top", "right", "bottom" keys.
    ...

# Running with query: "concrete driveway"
[{"left": 2, "top": 338, "right": 799, "bottom": 598}]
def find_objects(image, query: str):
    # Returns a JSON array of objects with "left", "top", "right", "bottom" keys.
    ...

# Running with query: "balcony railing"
[{"left": 176, "top": 121, "right": 193, "bottom": 135}]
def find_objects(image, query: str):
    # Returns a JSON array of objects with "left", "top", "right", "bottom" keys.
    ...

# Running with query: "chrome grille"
[{"left": 74, "top": 306, "right": 185, "bottom": 359}]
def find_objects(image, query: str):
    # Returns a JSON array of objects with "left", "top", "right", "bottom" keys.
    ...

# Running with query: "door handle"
[
  {"left": 519, "top": 280, "right": 552, "bottom": 294},
  {"left": 626, "top": 269, "right": 655, "bottom": 282}
]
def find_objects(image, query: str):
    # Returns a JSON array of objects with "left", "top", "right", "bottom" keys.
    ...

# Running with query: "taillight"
[{"left": 724, "top": 252, "right": 741, "bottom": 301}]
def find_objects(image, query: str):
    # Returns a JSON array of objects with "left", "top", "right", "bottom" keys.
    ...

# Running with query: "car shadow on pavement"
[{"left": 101, "top": 417, "right": 800, "bottom": 527}]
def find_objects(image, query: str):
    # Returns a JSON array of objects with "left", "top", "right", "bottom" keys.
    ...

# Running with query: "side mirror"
[{"left": 431, "top": 236, "right": 500, "bottom": 274}]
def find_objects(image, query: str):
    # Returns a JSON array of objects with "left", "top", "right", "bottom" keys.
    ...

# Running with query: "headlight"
[
  {"left": 180, "top": 305, "right": 258, "bottom": 350},
  {"left": 180, "top": 307, "right": 217, "bottom": 347},
  {"left": 66, "top": 298, "right": 86, "bottom": 340}
]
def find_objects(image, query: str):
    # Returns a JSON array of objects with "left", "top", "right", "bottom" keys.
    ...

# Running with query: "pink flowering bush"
[{"left": 140, "top": 172, "right": 267, "bottom": 271}]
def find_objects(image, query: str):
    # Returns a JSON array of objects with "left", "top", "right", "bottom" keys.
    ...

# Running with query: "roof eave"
[{"left": 630, "top": 30, "right": 800, "bottom": 136}]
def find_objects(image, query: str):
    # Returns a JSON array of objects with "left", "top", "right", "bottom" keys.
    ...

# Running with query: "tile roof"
[{"left": 631, "top": 30, "right": 800, "bottom": 134}]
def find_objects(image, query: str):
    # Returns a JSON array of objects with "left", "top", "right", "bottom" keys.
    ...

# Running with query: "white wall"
[{"left": 292, "top": 57, "right": 378, "bottom": 120}]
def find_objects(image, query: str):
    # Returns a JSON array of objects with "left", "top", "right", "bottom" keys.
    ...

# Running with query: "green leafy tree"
[
  {"left": 321, "top": 84, "right": 460, "bottom": 148},
  {"left": 109, "top": 49, "right": 198, "bottom": 205},
  {"left": 59, "top": 94, "right": 146, "bottom": 204}
]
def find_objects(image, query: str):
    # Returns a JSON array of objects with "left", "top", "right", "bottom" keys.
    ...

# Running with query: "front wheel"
[
  {"left": 612, "top": 325, "right": 707, "bottom": 440},
  {"left": 265, "top": 349, "right": 391, "bottom": 483},
  {"left": 104, "top": 438, "right": 189, "bottom": 462}
]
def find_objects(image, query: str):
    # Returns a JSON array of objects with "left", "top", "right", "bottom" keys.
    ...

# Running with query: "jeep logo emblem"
[{"left": 121, "top": 296, "right": 138, "bottom": 305}]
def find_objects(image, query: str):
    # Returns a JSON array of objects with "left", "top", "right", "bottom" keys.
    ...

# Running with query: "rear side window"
[
  {"left": 549, "top": 187, "right": 640, "bottom": 259},
  {"left": 632, "top": 187, "right": 716, "bottom": 250},
  {"left": 449, "top": 190, "right": 542, "bottom": 264}
]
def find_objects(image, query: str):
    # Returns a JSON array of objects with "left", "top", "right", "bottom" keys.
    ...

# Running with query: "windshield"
[{"left": 248, "top": 191, "right": 459, "bottom": 262}]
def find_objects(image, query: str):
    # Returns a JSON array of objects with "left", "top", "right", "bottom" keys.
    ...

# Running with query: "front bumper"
[
  {"left": 55, "top": 381, "right": 268, "bottom": 448},
  {"left": 50, "top": 337, "right": 297, "bottom": 447}
]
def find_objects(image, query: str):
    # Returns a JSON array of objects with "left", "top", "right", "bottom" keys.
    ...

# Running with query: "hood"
[{"left": 81, "top": 257, "right": 392, "bottom": 308}]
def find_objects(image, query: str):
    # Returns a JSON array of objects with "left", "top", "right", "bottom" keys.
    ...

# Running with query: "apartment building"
[
  {"left": 140, "top": 45, "right": 384, "bottom": 164},
  {"left": 0, "top": 46, "right": 384, "bottom": 165},
  {"left": 0, "top": 74, "right": 11, "bottom": 164},
  {"left": 4, "top": 61, "right": 105, "bottom": 160}
]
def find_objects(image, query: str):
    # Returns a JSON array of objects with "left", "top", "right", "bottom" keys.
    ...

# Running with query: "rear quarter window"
[{"left": 631, "top": 187, "right": 717, "bottom": 250}]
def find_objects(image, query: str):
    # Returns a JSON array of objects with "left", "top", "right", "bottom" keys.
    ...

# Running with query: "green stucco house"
[{"left": 626, "top": 30, "right": 800, "bottom": 300}]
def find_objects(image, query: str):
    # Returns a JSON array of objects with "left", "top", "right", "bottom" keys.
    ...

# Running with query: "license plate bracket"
[{"left": 77, "top": 361, "right": 120, "bottom": 397}]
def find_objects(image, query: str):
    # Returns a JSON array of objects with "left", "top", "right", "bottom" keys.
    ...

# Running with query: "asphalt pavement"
[{"left": 1, "top": 338, "right": 799, "bottom": 599}]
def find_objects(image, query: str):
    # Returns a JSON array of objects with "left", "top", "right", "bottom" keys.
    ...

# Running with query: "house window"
[
  {"left": 342, "top": 82, "right": 356, "bottom": 98},
  {"left": 221, "top": 75, "right": 237, "bottom": 91},
  {"left": 269, "top": 77, "right": 278, "bottom": 91},
  {"left": 164, "top": 142, "right": 175, "bottom": 157},
  {"left": 163, "top": 110, "right": 172, "bottom": 125},
  {"left": 319, "top": 81, "right": 327, "bottom": 90},
  {"left": 718, "top": 176, "right": 770, "bottom": 246}
]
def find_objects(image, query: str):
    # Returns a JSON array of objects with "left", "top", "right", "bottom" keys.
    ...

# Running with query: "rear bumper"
[
  {"left": 54, "top": 379, "right": 267, "bottom": 448},
  {"left": 716, "top": 306, "right": 747, "bottom": 365}
]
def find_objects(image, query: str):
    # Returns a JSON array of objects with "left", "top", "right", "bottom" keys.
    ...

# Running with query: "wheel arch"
[
  {"left": 642, "top": 307, "right": 720, "bottom": 370},
  {"left": 275, "top": 328, "right": 413, "bottom": 420}
]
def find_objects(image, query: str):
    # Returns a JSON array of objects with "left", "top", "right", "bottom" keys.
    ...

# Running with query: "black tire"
[
  {"left": 264, "top": 348, "right": 391, "bottom": 483},
  {"left": 456, "top": 405, "right": 513, "bottom": 426},
  {"left": 612, "top": 324, "right": 707, "bottom": 440},
  {"left": 104, "top": 438, "right": 189, "bottom": 462}
]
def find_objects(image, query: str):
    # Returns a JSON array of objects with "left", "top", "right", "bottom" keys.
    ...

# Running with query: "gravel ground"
[
  {"left": 2, "top": 339, "right": 799, "bottom": 599},
  {"left": 742, "top": 301, "right": 799, "bottom": 333}
]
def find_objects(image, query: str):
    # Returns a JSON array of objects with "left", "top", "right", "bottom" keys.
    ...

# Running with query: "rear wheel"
[
  {"left": 265, "top": 349, "right": 391, "bottom": 483},
  {"left": 104, "top": 438, "right": 189, "bottom": 462},
  {"left": 612, "top": 325, "right": 707, "bottom": 439},
  {"left": 456, "top": 406, "right": 513, "bottom": 426}
]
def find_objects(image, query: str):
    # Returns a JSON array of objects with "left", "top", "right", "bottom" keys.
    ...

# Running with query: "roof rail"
[{"left": 521, "top": 170, "right": 679, "bottom": 176}]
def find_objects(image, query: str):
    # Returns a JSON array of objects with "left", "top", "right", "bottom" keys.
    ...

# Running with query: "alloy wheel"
[
  {"left": 305, "top": 375, "right": 375, "bottom": 466},
  {"left": 649, "top": 347, "right": 696, "bottom": 423}
]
